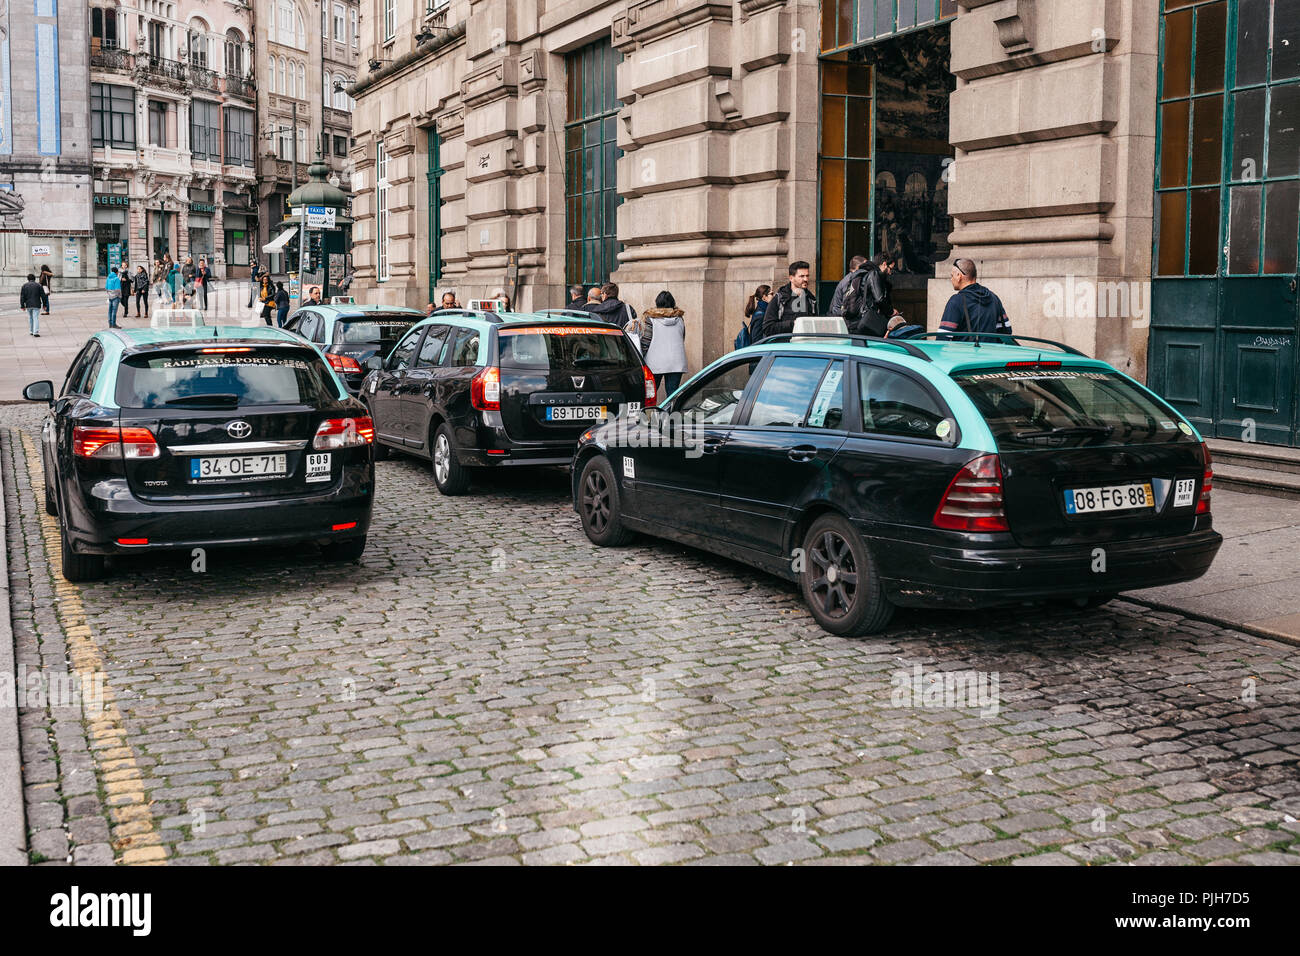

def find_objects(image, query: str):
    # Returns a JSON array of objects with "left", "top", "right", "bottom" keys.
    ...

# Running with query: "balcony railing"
[
  {"left": 426, "top": 4, "right": 449, "bottom": 29},
  {"left": 141, "top": 54, "right": 190, "bottom": 85},
  {"left": 190, "top": 66, "right": 218, "bottom": 92},
  {"left": 224, "top": 74, "right": 256, "bottom": 99},
  {"left": 91, "top": 48, "right": 135, "bottom": 72}
]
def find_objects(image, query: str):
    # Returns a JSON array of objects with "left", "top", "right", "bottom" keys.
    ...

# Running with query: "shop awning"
[{"left": 261, "top": 227, "right": 297, "bottom": 254}]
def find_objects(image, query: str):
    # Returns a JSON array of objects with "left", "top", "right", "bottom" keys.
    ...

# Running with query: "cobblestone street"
[{"left": 3, "top": 401, "right": 1299, "bottom": 866}]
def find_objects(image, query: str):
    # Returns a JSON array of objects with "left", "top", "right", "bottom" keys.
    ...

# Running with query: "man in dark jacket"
[
  {"left": 939, "top": 258, "right": 1012, "bottom": 339},
  {"left": 583, "top": 281, "right": 637, "bottom": 328},
  {"left": 763, "top": 261, "right": 817, "bottom": 337},
  {"left": 827, "top": 255, "right": 867, "bottom": 317},
  {"left": 832, "top": 252, "right": 898, "bottom": 336},
  {"left": 567, "top": 284, "right": 585, "bottom": 308},
  {"left": 20, "top": 273, "right": 44, "bottom": 336}
]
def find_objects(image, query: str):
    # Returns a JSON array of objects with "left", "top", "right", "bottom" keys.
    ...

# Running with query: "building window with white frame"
[
  {"left": 351, "top": 8, "right": 358, "bottom": 47},
  {"left": 384, "top": 0, "right": 395, "bottom": 42},
  {"left": 334, "top": 3, "right": 345, "bottom": 41},
  {"left": 376, "top": 140, "right": 390, "bottom": 281}
]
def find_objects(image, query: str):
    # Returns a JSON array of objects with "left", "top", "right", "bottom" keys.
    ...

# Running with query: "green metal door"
[
  {"left": 1150, "top": 0, "right": 1300, "bottom": 446},
  {"left": 427, "top": 128, "right": 443, "bottom": 304}
]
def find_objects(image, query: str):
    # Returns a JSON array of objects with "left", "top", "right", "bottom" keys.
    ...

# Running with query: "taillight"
[
  {"left": 642, "top": 366, "right": 657, "bottom": 407},
  {"left": 325, "top": 352, "right": 363, "bottom": 374},
  {"left": 73, "top": 425, "right": 160, "bottom": 460},
  {"left": 471, "top": 366, "right": 501, "bottom": 411},
  {"left": 313, "top": 416, "right": 374, "bottom": 450},
  {"left": 1197, "top": 442, "right": 1213, "bottom": 514},
  {"left": 933, "top": 454, "right": 1010, "bottom": 532},
  {"left": 1005, "top": 360, "right": 1061, "bottom": 368}
]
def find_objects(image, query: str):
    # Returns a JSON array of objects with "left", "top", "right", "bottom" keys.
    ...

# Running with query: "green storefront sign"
[{"left": 94, "top": 194, "right": 130, "bottom": 207}]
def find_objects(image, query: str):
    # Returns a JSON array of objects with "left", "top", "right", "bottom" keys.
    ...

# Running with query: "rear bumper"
[
  {"left": 64, "top": 476, "right": 373, "bottom": 554},
  {"left": 459, "top": 417, "right": 578, "bottom": 468},
  {"left": 870, "top": 527, "right": 1223, "bottom": 608}
]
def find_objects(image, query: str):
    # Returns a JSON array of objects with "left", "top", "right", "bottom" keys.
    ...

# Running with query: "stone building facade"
[
  {"left": 84, "top": 0, "right": 260, "bottom": 280},
  {"left": 348, "top": 1, "right": 1300, "bottom": 448},
  {"left": 0, "top": 0, "right": 95, "bottom": 293},
  {"left": 253, "top": 0, "right": 360, "bottom": 272}
]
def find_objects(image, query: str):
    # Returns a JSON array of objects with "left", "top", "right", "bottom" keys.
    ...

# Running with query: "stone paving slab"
[{"left": 1, "top": 401, "right": 1299, "bottom": 865}]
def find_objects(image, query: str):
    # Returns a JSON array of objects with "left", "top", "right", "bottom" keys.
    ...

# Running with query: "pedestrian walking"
[
  {"left": 196, "top": 257, "right": 211, "bottom": 309},
  {"left": 763, "top": 261, "right": 817, "bottom": 337},
  {"left": 152, "top": 258, "right": 169, "bottom": 304},
  {"left": 20, "top": 273, "right": 43, "bottom": 336},
  {"left": 105, "top": 269, "right": 123, "bottom": 328},
  {"left": 181, "top": 256, "right": 196, "bottom": 306},
  {"left": 247, "top": 265, "right": 263, "bottom": 308},
  {"left": 641, "top": 291, "right": 687, "bottom": 397},
  {"left": 737, "top": 284, "right": 772, "bottom": 348},
  {"left": 938, "top": 258, "right": 1012, "bottom": 340},
  {"left": 133, "top": 265, "right": 150, "bottom": 318},
  {"left": 274, "top": 282, "right": 290, "bottom": 327},
  {"left": 258, "top": 274, "right": 275, "bottom": 325},
  {"left": 118, "top": 265, "right": 133, "bottom": 317},
  {"left": 583, "top": 282, "right": 637, "bottom": 328},
  {"left": 164, "top": 254, "right": 178, "bottom": 303},
  {"left": 38, "top": 264, "right": 53, "bottom": 315}
]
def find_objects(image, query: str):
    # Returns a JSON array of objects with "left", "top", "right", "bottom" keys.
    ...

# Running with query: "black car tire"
[
  {"left": 44, "top": 477, "right": 57, "bottom": 516},
  {"left": 322, "top": 536, "right": 367, "bottom": 562},
  {"left": 431, "top": 423, "right": 471, "bottom": 496},
  {"left": 60, "top": 526, "right": 105, "bottom": 582},
  {"left": 800, "top": 514, "right": 892, "bottom": 637},
  {"left": 577, "top": 455, "right": 635, "bottom": 547}
]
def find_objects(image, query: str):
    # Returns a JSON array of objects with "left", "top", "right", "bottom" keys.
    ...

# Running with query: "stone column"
[{"left": 935, "top": 0, "right": 1158, "bottom": 376}]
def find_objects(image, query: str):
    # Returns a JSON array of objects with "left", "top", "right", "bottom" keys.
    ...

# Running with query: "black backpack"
[{"left": 840, "top": 269, "right": 869, "bottom": 323}]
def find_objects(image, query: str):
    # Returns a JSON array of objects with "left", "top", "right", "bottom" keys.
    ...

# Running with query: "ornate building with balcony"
[
  {"left": 254, "top": 0, "right": 360, "bottom": 273},
  {"left": 88, "top": 0, "right": 259, "bottom": 278}
]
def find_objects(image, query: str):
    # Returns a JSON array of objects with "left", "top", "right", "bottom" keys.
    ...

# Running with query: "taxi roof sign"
[{"left": 150, "top": 309, "right": 207, "bottom": 330}]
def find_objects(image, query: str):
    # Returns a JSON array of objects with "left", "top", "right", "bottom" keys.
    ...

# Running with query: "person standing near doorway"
[
  {"left": 38, "top": 265, "right": 53, "bottom": 315},
  {"left": 642, "top": 290, "right": 688, "bottom": 397},
  {"left": 20, "top": 273, "right": 43, "bottom": 337},
  {"left": 939, "top": 257, "right": 1012, "bottom": 339}
]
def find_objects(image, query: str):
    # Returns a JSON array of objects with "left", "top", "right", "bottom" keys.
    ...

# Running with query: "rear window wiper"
[
  {"left": 1012, "top": 424, "right": 1115, "bottom": 441},
  {"left": 163, "top": 393, "right": 241, "bottom": 406}
]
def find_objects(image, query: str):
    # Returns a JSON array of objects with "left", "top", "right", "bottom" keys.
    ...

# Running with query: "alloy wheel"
[
  {"left": 582, "top": 470, "right": 611, "bottom": 533},
  {"left": 434, "top": 434, "right": 450, "bottom": 484},
  {"left": 808, "top": 529, "right": 859, "bottom": 619}
]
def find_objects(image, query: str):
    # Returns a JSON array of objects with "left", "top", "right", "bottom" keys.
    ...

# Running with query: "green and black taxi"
[
  {"left": 24, "top": 324, "right": 375, "bottom": 580},
  {"left": 572, "top": 331, "right": 1222, "bottom": 637}
]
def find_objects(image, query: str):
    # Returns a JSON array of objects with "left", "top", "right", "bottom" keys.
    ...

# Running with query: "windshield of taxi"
[{"left": 953, "top": 367, "right": 1197, "bottom": 448}]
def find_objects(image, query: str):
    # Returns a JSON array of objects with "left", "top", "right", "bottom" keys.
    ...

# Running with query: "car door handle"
[
  {"left": 787, "top": 445, "right": 818, "bottom": 462},
  {"left": 701, "top": 436, "right": 727, "bottom": 454}
]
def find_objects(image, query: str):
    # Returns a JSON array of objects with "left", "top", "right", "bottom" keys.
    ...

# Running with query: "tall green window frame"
[
  {"left": 1155, "top": 0, "right": 1300, "bottom": 277},
  {"left": 819, "top": 60, "right": 874, "bottom": 283},
  {"left": 565, "top": 39, "right": 622, "bottom": 288},
  {"left": 427, "top": 127, "right": 443, "bottom": 303},
  {"left": 821, "top": 0, "right": 957, "bottom": 53}
]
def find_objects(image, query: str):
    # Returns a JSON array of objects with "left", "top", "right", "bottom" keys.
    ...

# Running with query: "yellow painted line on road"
[{"left": 20, "top": 432, "right": 167, "bottom": 866}]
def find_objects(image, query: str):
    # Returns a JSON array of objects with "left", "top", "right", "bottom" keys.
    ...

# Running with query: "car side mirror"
[
  {"left": 364, "top": 356, "right": 383, "bottom": 371},
  {"left": 23, "top": 380, "right": 53, "bottom": 404}
]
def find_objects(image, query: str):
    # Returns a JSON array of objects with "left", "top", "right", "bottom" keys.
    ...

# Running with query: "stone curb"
[{"left": 0, "top": 431, "right": 28, "bottom": 864}]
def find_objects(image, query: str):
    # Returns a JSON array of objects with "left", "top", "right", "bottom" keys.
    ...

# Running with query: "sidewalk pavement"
[{"left": 1130, "top": 489, "right": 1300, "bottom": 645}]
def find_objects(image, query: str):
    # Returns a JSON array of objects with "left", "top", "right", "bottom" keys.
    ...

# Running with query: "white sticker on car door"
[
  {"left": 1173, "top": 477, "right": 1196, "bottom": 507},
  {"left": 306, "top": 453, "right": 331, "bottom": 482},
  {"left": 623, "top": 456, "right": 635, "bottom": 479}
]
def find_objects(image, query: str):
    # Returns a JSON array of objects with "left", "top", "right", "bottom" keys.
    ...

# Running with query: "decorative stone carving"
[
  {"left": 994, "top": 1, "right": 1035, "bottom": 55},
  {"left": 714, "top": 79, "right": 741, "bottom": 120}
]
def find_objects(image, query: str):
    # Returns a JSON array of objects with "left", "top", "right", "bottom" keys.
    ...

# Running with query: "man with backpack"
[
  {"left": 939, "top": 257, "right": 1012, "bottom": 340},
  {"left": 832, "top": 252, "right": 898, "bottom": 337}
]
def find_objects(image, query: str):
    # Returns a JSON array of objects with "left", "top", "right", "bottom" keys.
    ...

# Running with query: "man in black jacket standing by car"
[
  {"left": 830, "top": 252, "right": 899, "bottom": 336},
  {"left": 939, "top": 257, "right": 1012, "bottom": 339},
  {"left": 763, "top": 261, "right": 817, "bottom": 337}
]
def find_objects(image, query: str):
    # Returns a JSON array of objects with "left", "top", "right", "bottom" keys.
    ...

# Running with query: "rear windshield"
[
  {"left": 333, "top": 314, "right": 420, "bottom": 347},
  {"left": 116, "top": 348, "right": 339, "bottom": 408},
  {"left": 953, "top": 367, "right": 1197, "bottom": 449},
  {"left": 497, "top": 326, "right": 638, "bottom": 370}
]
